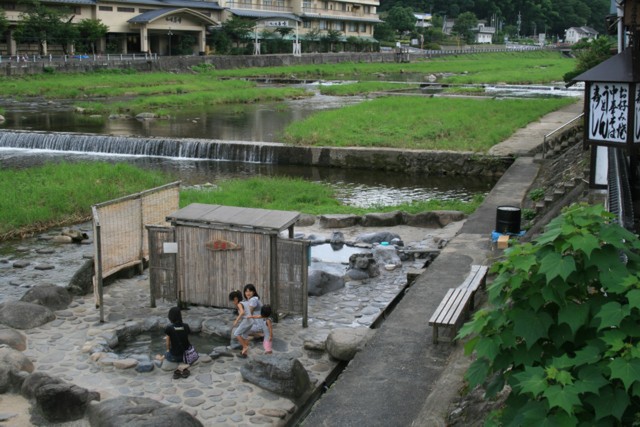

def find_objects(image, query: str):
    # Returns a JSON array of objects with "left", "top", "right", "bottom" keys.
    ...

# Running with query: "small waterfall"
[{"left": 0, "top": 131, "right": 283, "bottom": 163}]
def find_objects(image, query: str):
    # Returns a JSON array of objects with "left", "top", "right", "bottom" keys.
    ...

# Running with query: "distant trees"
[
  {"left": 452, "top": 12, "right": 478, "bottom": 44},
  {"left": 563, "top": 36, "right": 615, "bottom": 82},
  {"left": 75, "top": 19, "right": 108, "bottom": 54},
  {"left": 13, "top": 0, "right": 77, "bottom": 54},
  {"left": 385, "top": 6, "right": 417, "bottom": 35}
]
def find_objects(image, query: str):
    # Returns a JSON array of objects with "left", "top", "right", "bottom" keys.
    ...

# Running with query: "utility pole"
[{"left": 517, "top": 11, "right": 521, "bottom": 38}]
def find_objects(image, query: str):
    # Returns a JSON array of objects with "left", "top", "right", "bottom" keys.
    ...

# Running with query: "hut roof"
[{"left": 166, "top": 203, "right": 300, "bottom": 233}]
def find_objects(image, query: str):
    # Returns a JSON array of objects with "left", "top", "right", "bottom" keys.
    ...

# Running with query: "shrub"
[
  {"left": 529, "top": 188, "right": 545, "bottom": 202},
  {"left": 459, "top": 203, "right": 640, "bottom": 425},
  {"left": 522, "top": 208, "right": 536, "bottom": 220}
]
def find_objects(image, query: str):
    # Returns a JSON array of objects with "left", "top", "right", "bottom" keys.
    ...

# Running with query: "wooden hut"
[{"left": 164, "top": 203, "right": 309, "bottom": 322}]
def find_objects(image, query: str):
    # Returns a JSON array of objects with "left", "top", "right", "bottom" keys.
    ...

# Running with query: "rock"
[
  {"left": 405, "top": 210, "right": 465, "bottom": 228},
  {"left": 372, "top": 245, "right": 402, "bottom": 267},
  {"left": 12, "top": 261, "right": 30, "bottom": 269},
  {"left": 21, "top": 372, "right": 64, "bottom": 399},
  {"left": 88, "top": 396, "right": 203, "bottom": 427},
  {"left": 308, "top": 269, "right": 345, "bottom": 296},
  {"left": 0, "top": 364, "right": 28, "bottom": 393},
  {"left": 67, "top": 258, "right": 95, "bottom": 296},
  {"left": 61, "top": 228, "right": 89, "bottom": 242},
  {"left": 329, "top": 231, "right": 345, "bottom": 244},
  {"left": 51, "top": 235, "right": 73, "bottom": 244},
  {"left": 240, "top": 355, "right": 311, "bottom": 399},
  {"left": 346, "top": 253, "right": 379, "bottom": 279},
  {"left": 360, "top": 211, "right": 404, "bottom": 227},
  {"left": 319, "top": 214, "right": 360, "bottom": 228},
  {"left": 34, "top": 382, "right": 100, "bottom": 423},
  {"left": 0, "top": 301, "right": 55, "bottom": 329},
  {"left": 325, "top": 327, "right": 375, "bottom": 361},
  {"left": 0, "top": 115, "right": 5, "bottom": 122},
  {"left": 354, "top": 231, "right": 401, "bottom": 244},
  {"left": 296, "top": 214, "right": 316, "bottom": 226},
  {"left": 135, "top": 112, "right": 158, "bottom": 120},
  {"left": 135, "top": 361, "right": 154, "bottom": 373},
  {"left": 113, "top": 358, "right": 138, "bottom": 369},
  {"left": 20, "top": 284, "right": 71, "bottom": 310},
  {"left": 202, "top": 318, "right": 232, "bottom": 339},
  {"left": 33, "top": 264, "right": 55, "bottom": 270},
  {"left": 0, "top": 326, "right": 26, "bottom": 351}
]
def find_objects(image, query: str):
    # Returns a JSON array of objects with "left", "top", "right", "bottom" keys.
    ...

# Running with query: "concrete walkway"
[{"left": 301, "top": 100, "right": 584, "bottom": 427}]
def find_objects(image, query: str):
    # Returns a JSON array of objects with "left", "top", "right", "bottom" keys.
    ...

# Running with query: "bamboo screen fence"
[{"left": 92, "top": 182, "right": 180, "bottom": 320}]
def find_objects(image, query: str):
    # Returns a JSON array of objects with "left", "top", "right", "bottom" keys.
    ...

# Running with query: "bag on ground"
[{"left": 184, "top": 345, "right": 199, "bottom": 364}]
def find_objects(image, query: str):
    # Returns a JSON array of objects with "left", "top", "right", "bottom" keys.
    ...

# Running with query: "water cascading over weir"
[
  {"left": 0, "top": 130, "right": 512, "bottom": 176},
  {"left": 0, "top": 130, "right": 284, "bottom": 163}
]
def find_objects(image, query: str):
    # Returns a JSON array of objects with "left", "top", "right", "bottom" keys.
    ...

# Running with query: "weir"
[{"left": 0, "top": 130, "right": 513, "bottom": 176}]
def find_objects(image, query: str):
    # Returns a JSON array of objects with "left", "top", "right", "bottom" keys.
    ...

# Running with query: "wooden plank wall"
[{"left": 176, "top": 226, "right": 272, "bottom": 308}]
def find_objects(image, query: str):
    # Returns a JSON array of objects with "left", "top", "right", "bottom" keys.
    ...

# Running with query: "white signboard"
[
  {"left": 267, "top": 21, "right": 289, "bottom": 27},
  {"left": 588, "top": 82, "right": 629, "bottom": 143},
  {"left": 163, "top": 242, "right": 178, "bottom": 254}
]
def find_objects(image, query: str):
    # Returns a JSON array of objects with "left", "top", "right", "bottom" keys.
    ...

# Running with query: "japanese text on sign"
[
  {"left": 267, "top": 20, "right": 289, "bottom": 27},
  {"left": 588, "top": 82, "right": 628, "bottom": 143}
]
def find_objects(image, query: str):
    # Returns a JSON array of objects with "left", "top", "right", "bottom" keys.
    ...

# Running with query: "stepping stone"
[
  {"left": 12, "top": 261, "right": 30, "bottom": 268},
  {"left": 34, "top": 264, "right": 55, "bottom": 270}
]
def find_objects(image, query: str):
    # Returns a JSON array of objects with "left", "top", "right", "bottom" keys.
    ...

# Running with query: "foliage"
[
  {"left": 459, "top": 203, "right": 640, "bottom": 425},
  {"left": 385, "top": 6, "right": 417, "bottom": 34},
  {"left": 374, "top": 22, "right": 396, "bottom": 42},
  {"left": 321, "top": 29, "right": 343, "bottom": 52},
  {"left": 563, "top": 36, "right": 615, "bottom": 83},
  {"left": 75, "top": 19, "right": 108, "bottom": 54},
  {"left": 209, "top": 16, "right": 254, "bottom": 54},
  {"left": 13, "top": 0, "right": 77, "bottom": 54},
  {"left": 522, "top": 208, "right": 536, "bottom": 220},
  {"left": 0, "top": 10, "right": 8, "bottom": 36},
  {"left": 452, "top": 12, "right": 478, "bottom": 44},
  {"left": 529, "top": 188, "right": 545, "bottom": 202}
]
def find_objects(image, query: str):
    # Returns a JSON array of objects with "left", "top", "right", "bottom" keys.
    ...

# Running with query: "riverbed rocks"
[
  {"left": 20, "top": 283, "right": 71, "bottom": 311},
  {"left": 240, "top": 355, "right": 311, "bottom": 399},
  {"left": 88, "top": 396, "right": 203, "bottom": 427},
  {"left": 346, "top": 253, "right": 380, "bottom": 281},
  {"left": 0, "top": 301, "right": 55, "bottom": 329},
  {"left": 325, "top": 327, "right": 375, "bottom": 361},
  {"left": 0, "top": 326, "right": 26, "bottom": 351},
  {"left": 318, "top": 211, "right": 465, "bottom": 229},
  {"left": 67, "top": 258, "right": 95, "bottom": 296},
  {"left": 308, "top": 268, "right": 345, "bottom": 296},
  {"left": 33, "top": 381, "right": 100, "bottom": 423}
]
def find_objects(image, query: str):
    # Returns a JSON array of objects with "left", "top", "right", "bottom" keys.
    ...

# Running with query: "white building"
[
  {"left": 414, "top": 13, "right": 431, "bottom": 29},
  {"left": 564, "top": 26, "right": 598, "bottom": 44},
  {"left": 474, "top": 22, "right": 495, "bottom": 44}
]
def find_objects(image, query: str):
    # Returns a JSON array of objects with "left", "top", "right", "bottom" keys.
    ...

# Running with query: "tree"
[
  {"left": 459, "top": 204, "right": 640, "bottom": 425},
  {"left": 452, "top": 11, "right": 478, "bottom": 44},
  {"left": 75, "top": 19, "right": 108, "bottom": 54},
  {"left": 221, "top": 15, "right": 254, "bottom": 49},
  {"left": 0, "top": 11, "right": 8, "bottom": 36},
  {"left": 321, "top": 29, "right": 342, "bottom": 52},
  {"left": 303, "top": 27, "right": 321, "bottom": 52},
  {"left": 385, "top": 6, "right": 416, "bottom": 34},
  {"left": 373, "top": 22, "right": 396, "bottom": 42},
  {"left": 563, "top": 36, "right": 614, "bottom": 82},
  {"left": 13, "top": 0, "right": 77, "bottom": 54}
]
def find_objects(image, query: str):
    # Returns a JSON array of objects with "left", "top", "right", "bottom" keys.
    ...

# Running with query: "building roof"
[
  {"left": 300, "top": 13, "right": 382, "bottom": 23},
  {"left": 128, "top": 7, "right": 220, "bottom": 23},
  {"left": 99, "top": 0, "right": 222, "bottom": 9},
  {"left": 566, "top": 26, "right": 598, "bottom": 35},
  {"left": 167, "top": 203, "right": 300, "bottom": 233},
  {"left": 229, "top": 9, "right": 302, "bottom": 22},
  {"left": 44, "top": 0, "right": 96, "bottom": 5}
]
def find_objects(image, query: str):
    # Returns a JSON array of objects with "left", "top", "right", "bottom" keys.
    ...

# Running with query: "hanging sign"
[
  {"left": 588, "top": 82, "right": 629, "bottom": 143},
  {"left": 267, "top": 20, "right": 289, "bottom": 27},
  {"left": 206, "top": 239, "right": 242, "bottom": 251}
]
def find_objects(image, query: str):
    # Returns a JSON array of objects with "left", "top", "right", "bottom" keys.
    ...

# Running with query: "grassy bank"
[
  {"left": 180, "top": 177, "right": 483, "bottom": 215},
  {"left": 206, "top": 51, "right": 574, "bottom": 84},
  {"left": 0, "top": 162, "right": 171, "bottom": 240},
  {"left": 283, "top": 96, "right": 575, "bottom": 151},
  {"left": 0, "top": 163, "right": 482, "bottom": 241}
]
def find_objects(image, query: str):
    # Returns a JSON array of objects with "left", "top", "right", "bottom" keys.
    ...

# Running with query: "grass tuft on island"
[{"left": 0, "top": 163, "right": 482, "bottom": 241}]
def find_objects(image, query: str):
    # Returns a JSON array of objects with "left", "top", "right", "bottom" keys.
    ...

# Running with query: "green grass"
[
  {"left": 1, "top": 165, "right": 481, "bottom": 241},
  {"left": 318, "top": 81, "right": 416, "bottom": 96},
  {"left": 200, "top": 51, "right": 575, "bottom": 84},
  {"left": 0, "top": 162, "right": 172, "bottom": 239},
  {"left": 283, "top": 96, "right": 576, "bottom": 151},
  {"left": 179, "top": 177, "right": 483, "bottom": 215}
]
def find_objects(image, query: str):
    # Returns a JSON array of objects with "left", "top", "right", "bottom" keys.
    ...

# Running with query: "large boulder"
[
  {"left": 360, "top": 211, "right": 404, "bottom": 227},
  {"left": 0, "top": 325, "right": 27, "bottom": 351},
  {"left": 308, "top": 269, "right": 345, "bottom": 296},
  {"left": 240, "top": 355, "right": 311, "bottom": 399},
  {"left": 325, "top": 327, "right": 375, "bottom": 361},
  {"left": 21, "top": 284, "right": 71, "bottom": 311},
  {"left": 67, "top": 258, "right": 94, "bottom": 296},
  {"left": 319, "top": 214, "right": 360, "bottom": 228},
  {"left": 21, "top": 372, "right": 63, "bottom": 399},
  {"left": 346, "top": 253, "right": 379, "bottom": 280},
  {"left": 372, "top": 245, "right": 402, "bottom": 268},
  {"left": 0, "top": 301, "right": 55, "bottom": 329},
  {"left": 404, "top": 210, "right": 465, "bottom": 228},
  {"left": 34, "top": 382, "right": 100, "bottom": 423},
  {"left": 88, "top": 396, "right": 203, "bottom": 427}
]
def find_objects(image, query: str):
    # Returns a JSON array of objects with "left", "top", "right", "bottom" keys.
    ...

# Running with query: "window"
[
  {"left": 323, "top": 1, "right": 328, "bottom": 9},
  {"left": 319, "top": 20, "right": 327, "bottom": 29},
  {"left": 99, "top": 5, "right": 113, "bottom": 11},
  {"left": 117, "top": 6, "right": 135, "bottom": 12},
  {"left": 334, "top": 21, "right": 344, "bottom": 31},
  {"left": 348, "top": 22, "right": 356, "bottom": 32},
  {"left": 363, "top": 5, "right": 370, "bottom": 13},
  {"left": 341, "top": 3, "right": 347, "bottom": 11},
  {"left": 359, "top": 23, "right": 366, "bottom": 32},
  {"left": 1, "top": 3, "right": 16, "bottom": 10},
  {"left": 139, "top": 8, "right": 153, "bottom": 13},
  {"left": 303, "top": 21, "right": 311, "bottom": 28},
  {"left": 303, "top": 0, "right": 311, "bottom": 8}
]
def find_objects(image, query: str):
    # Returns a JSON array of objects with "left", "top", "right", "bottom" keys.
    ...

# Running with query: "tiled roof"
[
  {"left": 100, "top": 0, "right": 222, "bottom": 10},
  {"left": 229, "top": 9, "right": 301, "bottom": 22}
]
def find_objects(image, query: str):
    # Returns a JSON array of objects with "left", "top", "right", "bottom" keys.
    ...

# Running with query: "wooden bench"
[
  {"left": 428, "top": 265, "right": 488, "bottom": 344},
  {"left": 456, "top": 264, "right": 488, "bottom": 310}
]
